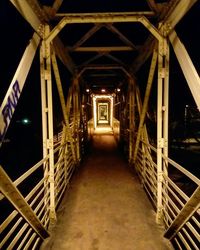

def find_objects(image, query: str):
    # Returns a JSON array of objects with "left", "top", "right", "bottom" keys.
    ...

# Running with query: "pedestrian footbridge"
[{"left": 0, "top": 1, "right": 200, "bottom": 249}]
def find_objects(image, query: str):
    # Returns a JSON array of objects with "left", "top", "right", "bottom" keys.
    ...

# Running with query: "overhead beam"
[
  {"left": 163, "top": 0, "right": 198, "bottom": 32},
  {"left": 52, "top": 0, "right": 63, "bottom": 12},
  {"left": 45, "top": 13, "right": 162, "bottom": 43},
  {"left": 78, "top": 65, "right": 132, "bottom": 78},
  {"left": 10, "top": 0, "right": 75, "bottom": 73},
  {"left": 169, "top": 30, "right": 200, "bottom": 110},
  {"left": 105, "top": 54, "right": 126, "bottom": 67},
  {"left": 79, "top": 53, "right": 105, "bottom": 67},
  {"left": 9, "top": 0, "right": 46, "bottom": 36},
  {"left": 56, "top": 11, "right": 155, "bottom": 17},
  {"left": 131, "top": 0, "right": 197, "bottom": 73},
  {"left": 72, "top": 24, "right": 103, "bottom": 49},
  {"left": 69, "top": 46, "right": 134, "bottom": 52},
  {"left": 106, "top": 24, "right": 138, "bottom": 49}
]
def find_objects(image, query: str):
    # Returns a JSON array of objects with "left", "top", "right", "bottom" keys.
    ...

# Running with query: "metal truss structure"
[{"left": 0, "top": 0, "right": 200, "bottom": 249}]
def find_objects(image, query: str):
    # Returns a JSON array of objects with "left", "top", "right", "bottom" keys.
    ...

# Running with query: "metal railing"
[
  {"left": 113, "top": 118, "right": 120, "bottom": 141},
  {"left": 135, "top": 139, "right": 200, "bottom": 249},
  {"left": 0, "top": 123, "right": 81, "bottom": 249}
]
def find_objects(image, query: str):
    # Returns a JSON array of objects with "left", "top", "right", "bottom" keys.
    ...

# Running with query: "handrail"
[
  {"left": 141, "top": 139, "right": 200, "bottom": 186},
  {"left": 164, "top": 186, "right": 200, "bottom": 240},
  {"left": 0, "top": 166, "right": 49, "bottom": 239},
  {"left": 135, "top": 138, "right": 200, "bottom": 248}
]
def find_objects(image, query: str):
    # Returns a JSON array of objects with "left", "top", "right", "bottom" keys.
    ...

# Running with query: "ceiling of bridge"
[{"left": 36, "top": 0, "right": 173, "bottom": 93}]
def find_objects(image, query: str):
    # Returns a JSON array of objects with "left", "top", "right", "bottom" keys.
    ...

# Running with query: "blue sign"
[{"left": 0, "top": 80, "right": 21, "bottom": 142}]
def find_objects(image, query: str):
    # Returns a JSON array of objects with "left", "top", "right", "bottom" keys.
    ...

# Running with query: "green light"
[{"left": 22, "top": 118, "right": 30, "bottom": 125}]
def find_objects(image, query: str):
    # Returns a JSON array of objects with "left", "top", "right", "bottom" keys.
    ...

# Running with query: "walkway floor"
[{"left": 41, "top": 130, "right": 172, "bottom": 250}]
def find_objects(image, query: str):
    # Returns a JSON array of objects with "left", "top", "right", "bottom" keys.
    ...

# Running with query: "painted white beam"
[
  {"left": 131, "top": 0, "right": 197, "bottom": 73},
  {"left": 9, "top": 0, "right": 45, "bottom": 36},
  {"left": 0, "top": 33, "right": 40, "bottom": 144},
  {"left": 169, "top": 30, "right": 200, "bottom": 110},
  {"left": 0, "top": 165, "right": 49, "bottom": 239},
  {"left": 163, "top": 0, "right": 198, "bottom": 32},
  {"left": 10, "top": 0, "right": 75, "bottom": 73}
]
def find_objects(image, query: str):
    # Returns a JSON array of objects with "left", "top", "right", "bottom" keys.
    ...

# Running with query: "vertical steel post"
[
  {"left": 51, "top": 49, "right": 76, "bottom": 164},
  {"left": 156, "top": 25, "right": 169, "bottom": 224},
  {"left": 40, "top": 24, "right": 56, "bottom": 223},
  {"left": 133, "top": 49, "right": 158, "bottom": 163},
  {"left": 73, "top": 75, "right": 81, "bottom": 163},
  {"left": 129, "top": 78, "right": 135, "bottom": 163}
]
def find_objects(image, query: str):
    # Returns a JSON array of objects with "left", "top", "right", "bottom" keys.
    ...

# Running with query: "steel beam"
[
  {"left": 106, "top": 24, "right": 138, "bottom": 50},
  {"left": 56, "top": 11, "right": 155, "bottom": 17},
  {"left": 46, "top": 13, "right": 161, "bottom": 43},
  {"left": 9, "top": 0, "right": 45, "bottom": 36},
  {"left": 40, "top": 25, "right": 56, "bottom": 222},
  {"left": 0, "top": 165, "right": 49, "bottom": 239},
  {"left": 163, "top": 0, "right": 198, "bottom": 33},
  {"left": 131, "top": 0, "right": 197, "bottom": 73},
  {"left": 53, "top": 37, "right": 75, "bottom": 73},
  {"left": 156, "top": 30, "right": 169, "bottom": 224},
  {"left": 51, "top": 50, "right": 76, "bottom": 161},
  {"left": 0, "top": 33, "right": 40, "bottom": 145},
  {"left": 78, "top": 65, "right": 131, "bottom": 78},
  {"left": 164, "top": 186, "right": 200, "bottom": 240},
  {"left": 128, "top": 78, "right": 135, "bottom": 163},
  {"left": 133, "top": 49, "right": 158, "bottom": 162},
  {"left": 70, "top": 46, "right": 134, "bottom": 52},
  {"left": 52, "top": 0, "right": 63, "bottom": 12},
  {"left": 105, "top": 54, "right": 126, "bottom": 67},
  {"left": 10, "top": 0, "right": 75, "bottom": 73},
  {"left": 169, "top": 30, "right": 200, "bottom": 110},
  {"left": 72, "top": 24, "right": 103, "bottom": 50},
  {"left": 79, "top": 53, "right": 105, "bottom": 67},
  {"left": 72, "top": 76, "right": 81, "bottom": 163}
]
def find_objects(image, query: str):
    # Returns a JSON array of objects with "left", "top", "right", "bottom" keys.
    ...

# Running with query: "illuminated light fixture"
[
  {"left": 22, "top": 118, "right": 31, "bottom": 125},
  {"left": 86, "top": 88, "right": 90, "bottom": 93},
  {"left": 117, "top": 88, "right": 121, "bottom": 92},
  {"left": 101, "top": 89, "right": 106, "bottom": 93}
]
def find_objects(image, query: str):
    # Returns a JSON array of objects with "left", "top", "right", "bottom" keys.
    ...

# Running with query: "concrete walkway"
[{"left": 42, "top": 131, "right": 172, "bottom": 250}]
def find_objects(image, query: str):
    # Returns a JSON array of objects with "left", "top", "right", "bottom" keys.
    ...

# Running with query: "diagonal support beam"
[
  {"left": 10, "top": 0, "right": 45, "bottom": 36},
  {"left": 10, "top": 0, "right": 75, "bottom": 73},
  {"left": 51, "top": 50, "right": 76, "bottom": 161},
  {"left": 163, "top": 0, "right": 198, "bottom": 32},
  {"left": 105, "top": 54, "right": 126, "bottom": 67},
  {"left": 53, "top": 36, "right": 75, "bottom": 73},
  {"left": 131, "top": 0, "right": 197, "bottom": 73},
  {"left": 169, "top": 30, "right": 200, "bottom": 110},
  {"left": 79, "top": 53, "right": 105, "bottom": 67},
  {"left": 45, "top": 13, "right": 162, "bottom": 44},
  {"left": 72, "top": 24, "right": 103, "bottom": 49},
  {"left": 52, "top": 0, "right": 63, "bottom": 12},
  {"left": 164, "top": 186, "right": 200, "bottom": 240},
  {"left": 133, "top": 49, "right": 158, "bottom": 162},
  {"left": 0, "top": 33, "right": 40, "bottom": 145},
  {"left": 106, "top": 24, "right": 138, "bottom": 49},
  {"left": 0, "top": 165, "right": 49, "bottom": 239}
]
